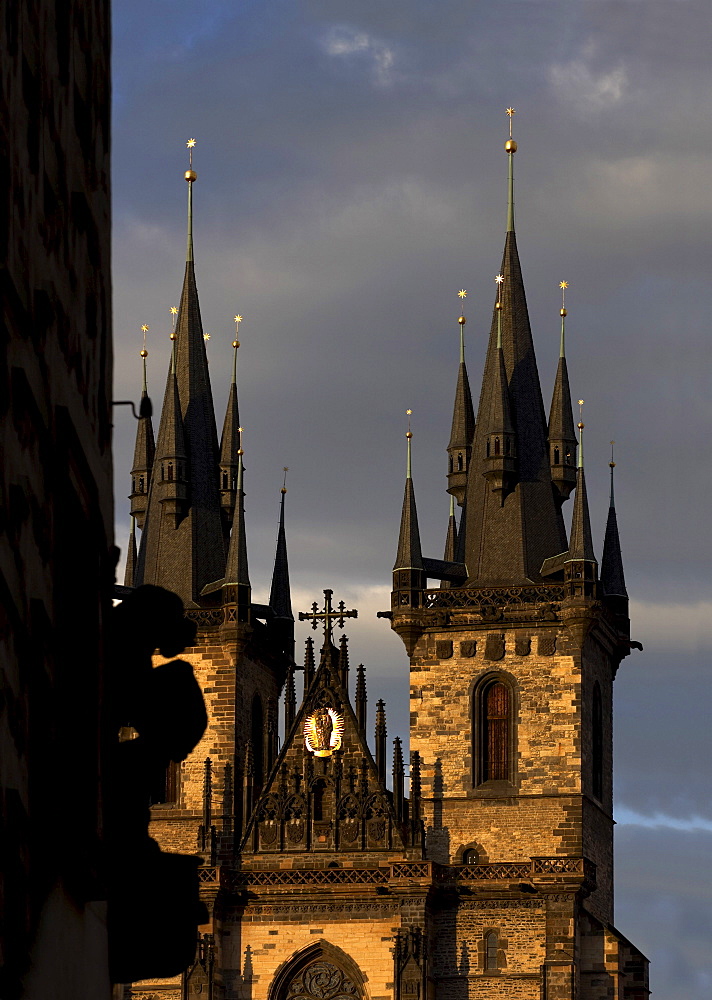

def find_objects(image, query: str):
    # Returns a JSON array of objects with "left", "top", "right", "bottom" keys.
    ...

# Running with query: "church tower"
[{"left": 390, "top": 112, "right": 649, "bottom": 999}]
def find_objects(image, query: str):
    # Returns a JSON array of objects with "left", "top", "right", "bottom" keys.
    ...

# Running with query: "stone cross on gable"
[{"left": 298, "top": 589, "right": 358, "bottom": 644}]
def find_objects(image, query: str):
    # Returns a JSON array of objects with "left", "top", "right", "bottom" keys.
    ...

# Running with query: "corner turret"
[
  {"left": 601, "top": 445, "right": 629, "bottom": 630},
  {"left": 129, "top": 331, "right": 155, "bottom": 528},
  {"left": 564, "top": 408, "right": 598, "bottom": 599},
  {"left": 446, "top": 294, "right": 475, "bottom": 505},
  {"left": 482, "top": 279, "right": 516, "bottom": 495},
  {"left": 548, "top": 284, "right": 577, "bottom": 503},
  {"left": 219, "top": 321, "right": 242, "bottom": 535},
  {"left": 392, "top": 413, "right": 426, "bottom": 654}
]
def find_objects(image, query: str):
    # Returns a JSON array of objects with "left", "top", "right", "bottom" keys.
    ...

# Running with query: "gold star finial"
[
  {"left": 203, "top": 332, "right": 211, "bottom": 341},
  {"left": 140, "top": 324, "right": 149, "bottom": 355},
  {"left": 578, "top": 399, "right": 584, "bottom": 429},
  {"left": 506, "top": 107, "right": 515, "bottom": 138},
  {"left": 186, "top": 137, "right": 196, "bottom": 170},
  {"left": 495, "top": 273, "right": 504, "bottom": 307},
  {"left": 170, "top": 306, "right": 178, "bottom": 334},
  {"left": 495, "top": 274, "right": 504, "bottom": 284},
  {"left": 406, "top": 409, "right": 412, "bottom": 440},
  {"left": 559, "top": 280, "right": 568, "bottom": 313},
  {"left": 458, "top": 289, "right": 467, "bottom": 299},
  {"left": 282, "top": 466, "right": 289, "bottom": 493}
]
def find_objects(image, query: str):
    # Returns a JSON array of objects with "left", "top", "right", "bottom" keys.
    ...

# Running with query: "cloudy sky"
[{"left": 112, "top": 2, "right": 712, "bottom": 995}]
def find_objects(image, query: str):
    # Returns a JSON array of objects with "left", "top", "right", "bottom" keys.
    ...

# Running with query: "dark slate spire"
[
  {"left": 136, "top": 148, "right": 225, "bottom": 605},
  {"left": 223, "top": 451, "right": 251, "bottom": 623},
  {"left": 464, "top": 123, "right": 567, "bottom": 584},
  {"left": 124, "top": 516, "right": 137, "bottom": 588},
  {"left": 219, "top": 334, "right": 241, "bottom": 535},
  {"left": 548, "top": 289, "right": 577, "bottom": 504},
  {"left": 129, "top": 338, "right": 155, "bottom": 529},
  {"left": 564, "top": 417, "right": 598, "bottom": 599},
  {"left": 394, "top": 418, "right": 423, "bottom": 572},
  {"left": 601, "top": 447, "right": 628, "bottom": 602},
  {"left": 446, "top": 305, "right": 475, "bottom": 505},
  {"left": 149, "top": 339, "right": 189, "bottom": 527},
  {"left": 482, "top": 286, "right": 516, "bottom": 494},
  {"left": 268, "top": 477, "right": 294, "bottom": 662},
  {"left": 440, "top": 496, "right": 458, "bottom": 590}
]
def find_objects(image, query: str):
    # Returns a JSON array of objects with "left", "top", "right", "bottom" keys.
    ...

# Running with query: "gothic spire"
[
  {"left": 394, "top": 412, "right": 423, "bottom": 573},
  {"left": 129, "top": 331, "right": 155, "bottom": 529},
  {"left": 219, "top": 325, "right": 242, "bottom": 535},
  {"left": 223, "top": 445, "right": 251, "bottom": 622},
  {"left": 440, "top": 495, "right": 458, "bottom": 590},
  {"left": 136, "top": 140, "right": 225, "bottom": 605},
  {"left": 124, "top": 516, "right": 137, "bottom": 588},
  {"left": 447, "top": 294, "right": 475, "bottom": 505},
  {"left": 564, "top": 407, "right": 597, "bottom": 598},
  {"left": 464, "top": 111, "right": 567, "bottom": 584},
  {"left": 268, "top": 474, "right": 293, "bottom": 620},
  {"left": 548, "top": 284, "right": 577, "bottom": 503},
  {"left": 600, "top": 445, "right": 627, "bottom": 601}
]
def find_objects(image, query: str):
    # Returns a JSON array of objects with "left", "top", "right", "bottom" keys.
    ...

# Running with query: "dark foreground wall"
[{"left": 0, "top": 3, "right": 113, "bottom": 997}]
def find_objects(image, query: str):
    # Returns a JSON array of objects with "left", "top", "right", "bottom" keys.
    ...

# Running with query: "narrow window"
[
  {"left": 457, "top": 452, "right": 463, "bottom": 471},
  {"left": 486, "top": 440, "right": 491, "bottom": 457},
  {"left": 483, "top": 681, "right": 509, "bottom": 781},
  {"left": 449, "top": 455, "right": 453, "bottom": 473},
  {"left": 160, "top": 465, "right": 165, "bottom": 481},
  {"left": 150, "top": 760, "right": 179, "bottom": 806},
  {"left": 565, "top": 448, "right": 572, "bottom": 465},
  {"left": 222, "top": 472, "right": 228, "bottom": 490},
  {"left": 139, "top": 475, "right": 144, "bottom": 492},
  {"left": 554, "top": 447, "right": 560, "bottom": 465},
  {"left": 485, "top": 931, "right": 498, "bottom": 971},
  {"left": 167, "top": 462, "right": 173, "bottom": 481},
  {"left": 505, "top": 438, "right": 511, "bottom": 455},
  {"left": 592, "top": 682, "right": 603, "bottom": 800},
  {"left": 313, "top": 779, "right": 326, "bottom": 821},
  {"left": 494, "top": 436, "right": 500, "bottom": 455}
]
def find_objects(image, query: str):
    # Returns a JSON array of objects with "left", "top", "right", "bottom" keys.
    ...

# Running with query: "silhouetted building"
[{"left": 0, "top": 3, "right": 113, "bottom": 998}]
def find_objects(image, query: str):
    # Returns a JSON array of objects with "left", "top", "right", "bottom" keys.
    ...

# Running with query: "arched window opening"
[
  {"left": 486, "top": 440, "right": 490, "bottom": 457},
  {"left": 222, "top": 471, "right": 228, "bottom": 490},
  {"left": 592, "top": 682, "right": 603, "bottom": 801},
  {"left": 312, "top": 779, "right": 327, "bottom": 821},
  {"left": 494, "top": 436, "right": 500, "bottom": 455},
  {"left": 251, "top": 693, "right": 264, "bottom": 789},
  {"left": 457, "top": 452, "right": 463, "bottom": 471},
  {"left": 167, "top": 462, "right": 173, "bottom": 481},
  {"left": 505, "top": 438, "right": 511, "bottom": 456},
  {"left": 553, "top": 446, "right": 560, "bottom": 465},
  {"left": 149, "top": 759, "right": 180, "bottom": 806},
  {"left": 449, "top": 455, "right": 453, "bottom": 473},
  {"left": 565, "top": 448, "right": 572, "bottom": 465},
  {"left": 160, "top": 465, "right": 165, "bottom": 481},
  {"left": 482, "top": 680, "right": 509, "bottom": 782},
  {"left": 462, "top": 848, "right": 479, "bottom": 865},
  {"left": 139, "top": 475, "right": 144, "bottom": 492},
  {"left": 484, "top": 931, "right": 498, "bottom": 971}
]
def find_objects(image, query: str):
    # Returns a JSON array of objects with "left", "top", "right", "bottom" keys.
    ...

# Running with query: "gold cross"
[{"left": 298, "top": 589, "right": 358, "bottom": 644}]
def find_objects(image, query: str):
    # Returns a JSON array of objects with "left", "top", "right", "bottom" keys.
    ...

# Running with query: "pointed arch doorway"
[{"left": 271, "top": 945, "right": 364, "bottom": 1000}]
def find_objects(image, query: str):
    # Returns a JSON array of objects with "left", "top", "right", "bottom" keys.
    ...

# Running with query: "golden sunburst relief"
[{"left": 304, "top": 707, "right": 345, "bottom": 757}]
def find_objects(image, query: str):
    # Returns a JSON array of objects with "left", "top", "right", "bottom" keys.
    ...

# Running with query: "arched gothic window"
[
  {"left": 167, "top": 462, "right": 173, "bottom": 481},
  {"left": 273, "top": 953, "right": 362, "bottom": 1000},
  {"left": 553, "top": 446, "right": 560, "bottom": 465},
  {"left": 474, "top": 676, "right": 513, "bottom": 785},
  {"left": 484, "top": 931, "right": 498, "bottom": 971},
  {"left": 222, "top": 471, "right": 228, "bottom": 490},
  {"left": 494, "top": 436, "right": 500, "bottom": 455},
  {"left": 592, "top": 682, "right": 603, "bottom": 801},
  {"left": 457, "top": 452, "right": 463, "bottom": 471}
]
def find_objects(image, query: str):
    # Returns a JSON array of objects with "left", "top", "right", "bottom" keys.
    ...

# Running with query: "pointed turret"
[
  {"left": 375, "top": 699, "right": 387, "bottom": 785},
  {"left": 284, "top": 664, "right": 297, "bottom": 734},
  {"left": 219, "top": 330, "right": 241, "bottom": 534},
  {"left": 268, "top": 476, "right": 294, "bottom": 662},
  {"left": 464, "top": 113, "right": 567, "bottom": 584},
  {"left": 338, "top": 634, "right": 350, "bottom": 690},
  {"left": 392, "top": 415, "right": 427, "bottom": 651},
  {"left": 355, "top": 664, "right": 367, "bottom": 733},
  {"left": 223, "top": 449, "right": 251, "bottom": 623},
  {"left": 124, "top": 516, "right": 137, "bottom": 588},
  {"left": 129, "top": 337, "right": 155, "bottom": 528},
  {"left": 440, "top": 496, "right": 458, "bottom": 591},
  {"left": 564, "top": 413, "right": 597, "bottom": 599},
  {"left": 548, "top": 287, "right": 577, "bottom": 503},
  {"left": 151, "top": 337, "right": 189, "bottom": 528},
  {"left": 601, "top": 447, "right": 628, "bottom": 623},
  {"left": 136, "top": 142, "right": 225, "bottom": 605},
  {"left": 447, "top": 300, "right": 475, "bottom": 505},
  {"left": 482, "top": 283, "right": 516, "bottom": 494},
  {"left": 303, "top": 637, "right": 315, "bottom": 692}
]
